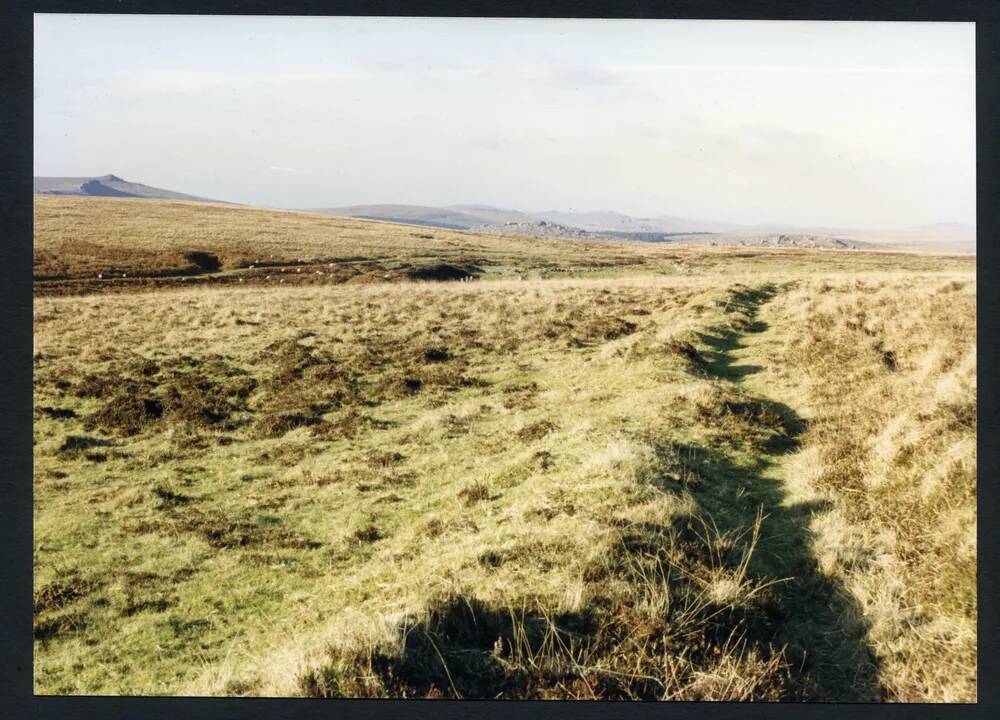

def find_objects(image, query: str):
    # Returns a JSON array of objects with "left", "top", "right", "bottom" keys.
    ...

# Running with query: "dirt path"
[{"left": 689, "top": 284, "right": 881, "bottom": 701}]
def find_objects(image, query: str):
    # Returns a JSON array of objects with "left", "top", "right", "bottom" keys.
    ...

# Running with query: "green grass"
[{"left": 33, "top": 201, "right": 976, "bottom": 699}]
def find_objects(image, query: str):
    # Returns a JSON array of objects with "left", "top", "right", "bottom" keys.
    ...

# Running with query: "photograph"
[{"left": 31, "top": 14, "right": 976, "bottom": 701}]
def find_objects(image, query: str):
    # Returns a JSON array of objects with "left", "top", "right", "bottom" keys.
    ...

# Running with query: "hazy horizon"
[{"left": 34, "top": 16, "right": 975, "bottom": 229}]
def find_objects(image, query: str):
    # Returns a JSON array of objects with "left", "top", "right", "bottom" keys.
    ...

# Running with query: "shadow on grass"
[
  {"left": 300, "top": 412, "right": 880, "bottom": 700},
  {"left": 682, "top": 281, "right": 880, "bottom": 700},
  {"left": 299, "top": 282, "right": 881, "bottom": 701},
  {"left": 694, "top": 284, "right": 777, "bottom": 380},
  {"left": 301, "top": 597, "right": 616, "bottom": 700},
  {"left": 663, "top": 438, "right": 881, "bottom": 701},
  {"left": 695, "top": 329, "right": 764, "bottom": 380},
  {"left": 300, "top": 426, "right": 881, "bottom": 700}
]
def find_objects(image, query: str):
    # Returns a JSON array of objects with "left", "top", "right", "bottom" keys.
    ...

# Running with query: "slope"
[{"left": 34, "top": 174, "right": 229, "bottom": 204}]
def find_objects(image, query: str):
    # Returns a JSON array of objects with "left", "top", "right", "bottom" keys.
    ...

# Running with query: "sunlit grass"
[{"left": 32, "top": 200, "right": 976, "bottom": 700}]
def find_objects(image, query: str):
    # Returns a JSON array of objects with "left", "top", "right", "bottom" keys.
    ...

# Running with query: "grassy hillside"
[
  {"left": 32, "top": 198, "right": 976, "bottom": 700},
  {"left": 34, "top": 196, "right": 650, "bottom": 283},
  {"left": 34, "top": 197, "right": 971, "bottom": 292}
]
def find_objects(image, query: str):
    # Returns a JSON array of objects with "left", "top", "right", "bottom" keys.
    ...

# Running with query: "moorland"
[{"left": 33, "top": 196, "right": 976, "bottom": 700}]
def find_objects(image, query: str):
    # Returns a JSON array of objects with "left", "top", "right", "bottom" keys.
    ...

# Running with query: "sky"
[{"left": 34, "top": 16, "right": 975, "bottom": 229}]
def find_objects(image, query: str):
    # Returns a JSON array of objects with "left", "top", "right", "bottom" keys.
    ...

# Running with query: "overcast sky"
[{"left": 34, "top": 16, "right": 975, "bottom": 228}]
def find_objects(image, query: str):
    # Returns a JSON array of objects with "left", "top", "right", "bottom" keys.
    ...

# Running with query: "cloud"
[
  {"left": 474, "top": 58, "right": 625, "bottom": 89},
  {"left": 619, "top": 63, "right": 971, "bottom": 76},
  {"left": 268, "top": 165, "right": 298, "bottom": 173},
  {"left": 116, "top": 68, "right": 366, "bottom": 97}
]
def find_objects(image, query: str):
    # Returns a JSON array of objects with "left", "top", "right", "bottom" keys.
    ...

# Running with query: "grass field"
[{"left": 33, "top": 197, "right": 976, "bottom": 700}]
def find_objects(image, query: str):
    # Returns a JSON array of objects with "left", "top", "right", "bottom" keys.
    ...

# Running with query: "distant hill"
[
  {"left": 42, "top": 183, "right": 971, "bottom": 253},
  {"left": 314, "top": 203, "right": 974, "bottom": 254},
  {"left": 33, "top": 175, "right": 229, "bottom": 204},
  {"left": 532, "top": 210, "right": 745, "bottom": 234},
  {"left": 444, "top": 204, "right": 538, "bottom": 226},
  {"left": 316, "top": 204, "right": 739, "bottom": 234},
  {"left": 833, "top": 223, "right": 976, "bottom": 254},
  {"left": 471, "top": 221, "right": 873, "bottom": 250},
  {"left": 308, "top": 204, "right": 482, "bottom": 229},
  {"left": 310, "top": 203, "right": 533, "bottom": 229}
]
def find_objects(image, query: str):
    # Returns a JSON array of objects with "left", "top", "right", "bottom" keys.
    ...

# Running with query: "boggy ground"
[{"left": 33, "top": 205, "right": 975, "bottom": 700}]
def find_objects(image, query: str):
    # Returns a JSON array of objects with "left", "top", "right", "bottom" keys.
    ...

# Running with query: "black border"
[
  {"left": 2, "top": 2, "right": 997, "bottom": 719},
  {"left": 14, "top": 0, "right": 1000, "bottom": 20}
]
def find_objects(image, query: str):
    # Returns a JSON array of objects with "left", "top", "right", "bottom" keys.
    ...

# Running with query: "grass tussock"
[{"left": 300, "top": 512, "right": 797, "bottom": 700}]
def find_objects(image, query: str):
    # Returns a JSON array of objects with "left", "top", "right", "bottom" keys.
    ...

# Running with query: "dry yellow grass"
[
  {"left": 33, "top": 196, "right": 652, "bottom": 281},
  {"left": 32, "top": 198, "right": 976, "bottom": 700},
  {"left": 774, "top": 276, "right": 977, "bottom": 701},
  {"left": 34, "top": 196, "right": 972, "bottom": 287}
]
